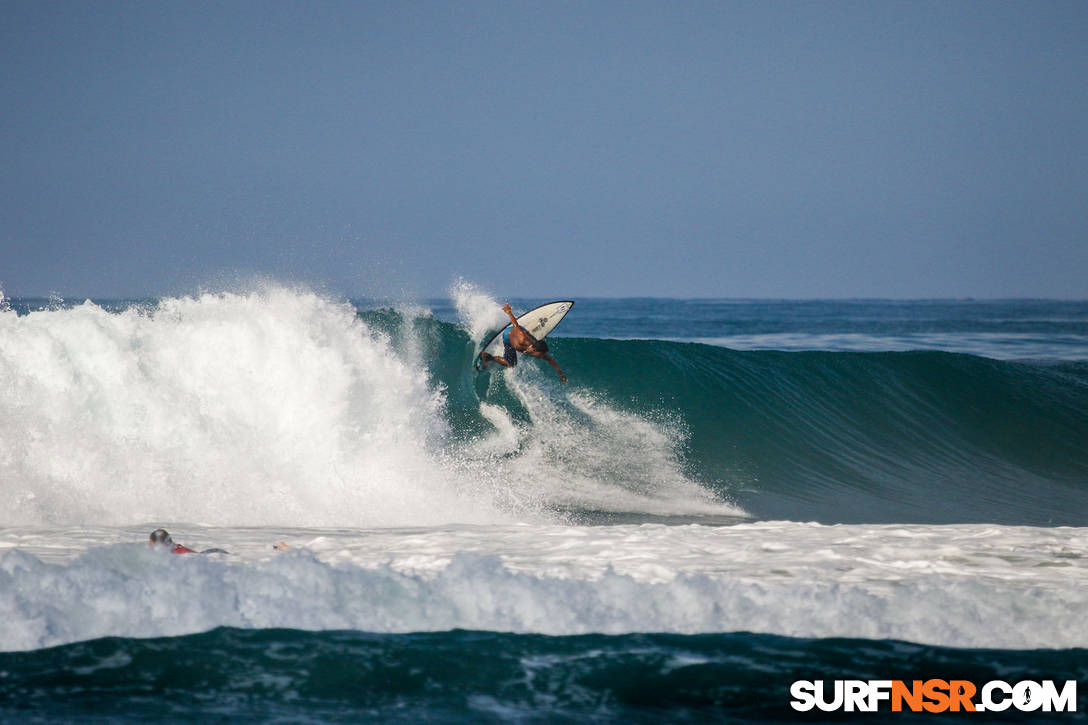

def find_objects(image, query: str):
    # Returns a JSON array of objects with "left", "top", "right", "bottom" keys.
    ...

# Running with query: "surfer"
[
  {"left": 149, "top": 528, "right": 196, "bottom": 554},
  {"left": 149, "top": 529, "right": 228, "bottom": 555},
  {"left": 478, "top": 303, "right": 568, "bottom": 382}
]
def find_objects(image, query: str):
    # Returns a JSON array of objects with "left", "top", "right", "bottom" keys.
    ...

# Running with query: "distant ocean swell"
[{"left": 1, "top": 628, "right": 1084, "bottom": 723}]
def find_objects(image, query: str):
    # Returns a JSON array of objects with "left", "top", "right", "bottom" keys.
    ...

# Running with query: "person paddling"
[
  {"left": 149, "top": 528, "right": 228, "bottom": 555},
  {"left": 478, "top": 303, "right": 567, "bottom": 382}
]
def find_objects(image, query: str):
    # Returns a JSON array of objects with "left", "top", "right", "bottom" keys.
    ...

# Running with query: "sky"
[{"left": 1, "top": 0, "right": 1086, "bottom": 299}]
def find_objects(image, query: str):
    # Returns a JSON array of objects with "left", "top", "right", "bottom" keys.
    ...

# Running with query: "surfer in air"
[{"left": 478, "top": 303, "right": 568, "bottom": 382}]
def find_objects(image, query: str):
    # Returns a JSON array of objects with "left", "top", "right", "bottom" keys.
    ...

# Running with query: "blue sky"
[{"left": 2, "top": 1, "right": 1086, "bottom": 298}]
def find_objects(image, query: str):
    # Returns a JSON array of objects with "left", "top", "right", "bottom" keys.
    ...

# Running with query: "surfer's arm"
[
  {"left": 543, "top": 355, "right": 567, "bottom": 383},
  {"left": 502, "top": 303, "right": 522, "bottom": 330}
]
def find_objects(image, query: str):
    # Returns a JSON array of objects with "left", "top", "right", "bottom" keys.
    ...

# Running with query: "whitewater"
[
  {"left": 1, "top": 285, "right": 1086, "bottom": 720},
  {"left": 3, "top": 521, "right": 1087, "bottom": 653}
]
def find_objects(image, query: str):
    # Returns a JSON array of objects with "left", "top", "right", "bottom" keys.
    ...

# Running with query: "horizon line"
[{"left": 4, "top": 292, "right": 1088, "bottom": 304}]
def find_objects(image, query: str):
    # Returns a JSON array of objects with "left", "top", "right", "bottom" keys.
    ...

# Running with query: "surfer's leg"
[{"left": 480, "top": 352, "right": 512, "bottom": 368}]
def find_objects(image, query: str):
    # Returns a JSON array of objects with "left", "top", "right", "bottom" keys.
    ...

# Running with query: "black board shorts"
[{"left": 502, "top": 330, "right": 518, "bottom": 366}]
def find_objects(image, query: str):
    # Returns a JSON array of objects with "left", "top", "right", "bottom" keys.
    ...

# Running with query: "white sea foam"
[
  {"left": 0, "top": 287, "right": 498, "bottom": 527},
  {"left": 0, "top": 522, "right": 1085, "bottom": 652},
  {"left": 496, "top": 375, "right": 737, "bottom": 516}
]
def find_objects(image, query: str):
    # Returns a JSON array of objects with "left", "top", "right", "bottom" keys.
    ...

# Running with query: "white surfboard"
[{"left": 474, "top": 301, "right": 574, "bottom": 371}]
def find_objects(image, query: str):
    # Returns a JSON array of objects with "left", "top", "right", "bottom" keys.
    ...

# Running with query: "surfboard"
[{"left": 473, "top": 301, "right": 575, "bottom": 371}]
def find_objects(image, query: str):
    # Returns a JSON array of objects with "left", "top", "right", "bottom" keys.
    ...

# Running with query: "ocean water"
[{"left": 1, "top": 286, "right": 1086, "bottom": 721}]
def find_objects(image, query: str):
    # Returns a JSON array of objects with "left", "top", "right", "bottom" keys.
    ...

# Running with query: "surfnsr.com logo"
[{"left": 790, "top": 679, "right": 1077, "bottom": 713}]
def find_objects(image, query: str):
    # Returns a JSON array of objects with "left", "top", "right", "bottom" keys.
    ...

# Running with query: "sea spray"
[
  {"left": 450, "top": 278, "right": 508, "bottom": 344},
  {"left": 496, "top": 372, "right": 740, "bottom": 516},
  {"left": 0, "top": 288, "right": 501, "bottom": 527}
]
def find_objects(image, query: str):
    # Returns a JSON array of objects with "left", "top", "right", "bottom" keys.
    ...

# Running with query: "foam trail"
[
  {"left": 465, "top": 403, "right": 521, "bottom": 458},
  {"left": 456, "top": 362, "right": 744, "bottom": 517},
  {"left": 0, "top": 287, "right": 505, "bottom": 527}
]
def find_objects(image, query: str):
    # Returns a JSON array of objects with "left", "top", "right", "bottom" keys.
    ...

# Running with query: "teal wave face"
[
  {"left": 2, "top": 628, "right": 1084, "bottom": 722},
  {"left": 555, "top": 340, "right": 1088, "bottom": 525},
  {"left": 375, "top": 309, "right": 1088, "bottom": 526}
]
